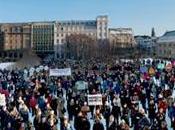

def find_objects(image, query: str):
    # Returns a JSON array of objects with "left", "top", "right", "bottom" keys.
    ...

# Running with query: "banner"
[
  {"left": 157, "top": 63, "right": 165, "bottom": 70},
  {"left": 49, "top": 68, "right": 71, "bottom": 76},
  {"left": 88, "top": 94, "right": 102, "bottom": 106},
  {"left": 75, "top": 81, "right": 88, "bottom": 90},
  {"left": 0, "top": 62, "right": 15, "bottom": 70},
  {"left": 140, "top": 66, "right": 148, "bottom": 73},
  {"left": 149, "top": 67, "right": 155, "bottom": 76},
  {"left": 0, "top": 94, "right": 6, "bottom": 106}
]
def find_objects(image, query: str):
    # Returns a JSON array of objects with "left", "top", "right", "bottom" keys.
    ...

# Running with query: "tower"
[{"left": 151, "top": 27, "right": 156, "bottom": 37}]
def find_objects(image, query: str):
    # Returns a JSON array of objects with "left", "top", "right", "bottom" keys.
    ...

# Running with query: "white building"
[
  {"left": 54, "top": 16, "right": 108, "bottom": 58},
  {"left": 135, "top": 35, "right": 156, "bottom": 56}
]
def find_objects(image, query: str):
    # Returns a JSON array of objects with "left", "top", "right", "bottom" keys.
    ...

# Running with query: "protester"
[{"left": 0, "top": 58, "right": 175, "bottom": 130}]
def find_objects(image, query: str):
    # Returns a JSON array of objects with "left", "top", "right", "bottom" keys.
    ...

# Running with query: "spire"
[{"left": 151, "top": 27, "right": 156, "bottom": 37}]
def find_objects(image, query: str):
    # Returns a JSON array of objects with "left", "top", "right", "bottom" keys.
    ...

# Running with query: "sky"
[{"left": 0, "top": 0, "right": 174, "bottom": 36}]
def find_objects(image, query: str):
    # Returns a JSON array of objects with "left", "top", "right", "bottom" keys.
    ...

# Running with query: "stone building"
[
  {"left": 0, "top": 23, "right": 31, "bottom": 60},
  {"left": 109, "top": 28, "right": 135, "bottom": 48},
  {"left": 156, "top": 31, "right": 175, "bottom": 59},
  {"left": 54, "top": 15, "right": 108, "bottom": 58}
]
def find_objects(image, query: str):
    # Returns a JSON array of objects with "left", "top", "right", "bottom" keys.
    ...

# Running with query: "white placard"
[
  {"left": 75, "top": 81, "right": 88, "bottom": 90},
  {"left": 49, "top": 68, "right": 71, "bottom": 76},
  {"left": 0, "top": 94, "right": 6, "bottom": 106},
  {"left": 0, "top": 62, "right": 15, "bottom": 70},
  {"left": 88, "top": 94, "right": 102, "bottom": 106}
]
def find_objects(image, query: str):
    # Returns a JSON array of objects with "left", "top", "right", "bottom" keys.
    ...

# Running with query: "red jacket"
[
  {"left": 158, "top": 100, "right": 167, "bottom": 112},
  {"left": 29, "top": 97, "right": 37, "bottom": 108}
]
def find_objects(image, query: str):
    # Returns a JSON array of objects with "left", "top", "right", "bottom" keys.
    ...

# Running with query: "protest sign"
[
  {"left": 0, "top": 62, "right": 15, "bottom": 70},
  {"left": 157, "top": 63, "right": 165, "bottom": 70},
  {"left": 149, "top": 67, "right": 155, "bottom": 76},
  {"left": 140, "top": 66, "right": 148, "bottom": 73},
  {"left": 0, "top": 94, "right": 6, "bottom": 106},
  {"left": 88, "top": 94, "right": 102, "bottom": 106},
  {"left": 49, "top": 68, "right": 71, "bottom": 76},
  {"left": 75, "top": 81, "right": 88, "bottom": 90}
]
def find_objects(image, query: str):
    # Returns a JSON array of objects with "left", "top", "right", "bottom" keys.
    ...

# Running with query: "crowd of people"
[{"left": 0, "top": 59, "right": 175, "bottom": 130}]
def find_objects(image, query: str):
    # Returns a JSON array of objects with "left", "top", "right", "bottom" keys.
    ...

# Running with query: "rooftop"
[{"left": 157, "top": 30, "right": 175, "bottom": 43}]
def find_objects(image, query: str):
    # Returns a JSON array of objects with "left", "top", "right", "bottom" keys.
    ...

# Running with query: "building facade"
[
  {"left": 0, "top": 15, "right": 138, "bottom": 59},
  {"left": 31, "top": 22, "right": 55, "bottom": 56},
  {"left": 156, "top": 31, "right": 175, "bottom": 59},
  {"left": 135, "top": 35, "right": 156, "bottom": 56},
  {"left": 54, "top": 15, "right": 108, "bottom": 58},
  {"left": 0, "top": 23, "right": 31, "bottom": 60},
  {"left": 109, "top": 28, "right": 135, "bottom": 48}
]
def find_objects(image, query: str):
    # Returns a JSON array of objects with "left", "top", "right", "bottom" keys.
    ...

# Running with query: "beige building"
[
  {"left": 156, "top": 31, "right": 175, "bottom": 59},
  {"left": 0, "top": 15, "right": 137, "bottom": 59},
  {"left": 54, "top": 15, "right": 108, "bottom": 58},
  {"left": 0, "top": 23, "right": 31, "bottom": 59},
  {"left": 109, "top": 28, "right": 136, "bottom": 48}
]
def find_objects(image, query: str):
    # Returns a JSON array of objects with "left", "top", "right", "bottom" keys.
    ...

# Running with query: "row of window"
[
  {"left": 159, "top": 43, "right": 175, "bottom": 47},
  {"left": 57, "top": 39, "right": 65, "bottom": 43},
  {"left": 56, "top": 32, "right": 95, "bottom": 37},
  {"left": 57, "top": 21, "right": 96, "bottom": 26},
  {"left": 159, "top": 49, "right": 172, "bottom": 55},
  {"left": 57, "top": 26, "right": 84, "bottom": 32}
]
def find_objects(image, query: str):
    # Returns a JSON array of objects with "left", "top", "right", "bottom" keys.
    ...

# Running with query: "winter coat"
[
  {"left": 29, "top": 97, "right": 37, "bottom": 109},
  {"left": 81, "top": 117, "right": 91, "bottom": 130},
  {"left": 93, "top": 121, "right": 104, "bottom": 130},
  {"left": 74, "top": 116, "right": 82, "bottom": 130},
  {"left": 137, "top": 116, "right": 150, "bottom": 130},
  {"left": 107, "top": 121, "right": 118, "bottom": 130}
]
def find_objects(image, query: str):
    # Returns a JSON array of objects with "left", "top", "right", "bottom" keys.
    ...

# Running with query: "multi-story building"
[
  {"left": 31, "top": 22, "right": 55, "bottom": 56},
  {"left": 135, "top": 35, "right": 156, "bottom": 56},
  {"left": 108, "top": 28, "right": 136, "bottom": 57},
  {"left": 109, "top": 28, "right": 135, "bottom": 48},
  {"left": 0, "top": 16, "right": 110, "bottom": 59},
  {"left": 0, "top": 23, "right": 31, "bottom": 59},
  {"left": 0, "top": 15, "right": 138, "bottom": 59},
  {"left": 156, "top": 31, "right": 175, "bottom": 59},
  {"left": 54, "top": 15, "right": 108, "bottom": 58}
]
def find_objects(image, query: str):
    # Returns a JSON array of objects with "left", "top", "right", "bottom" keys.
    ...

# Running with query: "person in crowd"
[
  {"left": 67, "top": 98, "right": 75, "bottom": 121},
  {"left": 93, "top": 117, "right": 104, "bottom": 130},
  {"left": 62, "top": 116, "right": 73, "bottom": 130},
  {"left": 168, "top": 102, "right": 175, "bottom": 128},
  {"left": 118, "top": 120, "right": 130, "bottom": 130},
  {"left": 137, "top": 108, "right": 151, "bottom": 130},
  {"left": 103, "top": 101, "right": 111, "bottom": 129},
  {"left": 1, "top": 59, "right": 175, "bottom": 130},
  {"left": 112, "top": 94, "right": 121, "bottom": 124},
  {"left": 121, "top": 103, "right": 130, "bottom": 126},
  {"left": 107, "top": 115, "right": 118, "bottom": 130},
  {"left": 156, "top": 108, "right": 166, "bottom": 127},
  {"left": 148, "top": 98, "right": 156, "bottom": 123}
]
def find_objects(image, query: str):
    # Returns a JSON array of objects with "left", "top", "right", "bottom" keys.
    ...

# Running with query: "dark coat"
[
  {"left": 81, "top": 117, "right": 91, "bottom": 130},
  {"left": 107, "top": 121, "right": 118, "bottom": 130},
  {"left": 93, "top": 121, "right": 104, "bottom": 130}
]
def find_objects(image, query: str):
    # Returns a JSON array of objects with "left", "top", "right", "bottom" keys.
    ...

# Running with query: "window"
[{"left": 61, "top": 39, "right": 64, "bottom": 43}]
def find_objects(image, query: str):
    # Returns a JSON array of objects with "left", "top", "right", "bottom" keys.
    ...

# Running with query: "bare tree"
[{"left": 65, "top": 34, "right": 97, "bottom": 60}]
